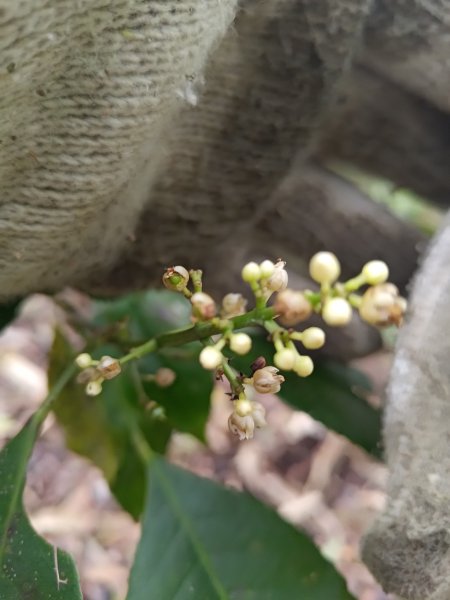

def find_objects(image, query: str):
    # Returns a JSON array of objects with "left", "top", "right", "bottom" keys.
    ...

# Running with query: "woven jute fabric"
[{"left": 0, "top": 0, "right": 238, "bottom": 297}]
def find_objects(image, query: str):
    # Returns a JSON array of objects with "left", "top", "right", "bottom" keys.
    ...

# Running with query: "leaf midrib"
[{"left": 154, "top": 462, "right": 229, "bottom": 600}]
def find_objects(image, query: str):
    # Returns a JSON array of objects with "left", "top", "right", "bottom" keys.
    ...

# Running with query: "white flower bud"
[
  {"left": 252, "top": 366, "right": 285, "bottom": 394},
  {"left": 322, "top": 298, "right": 352, "bottom": 327},
  {"left": 86, "top": 379, "right": 103, "bottom": 396},
  {"left": 199, "top": 346, "right": 223, "bottom": 370},
  {"left": 309, "top": 252, "right": 341, "bottom": 285},
  {"left": 229, "top": 333, "right": 252, "bottom": 355},
  {"left": 241, "top": 262, "right": 261, "bottom": 282},
  {"left": 97, "top": 356, "right": 122, "bottom": 380},
  {"left": 235, "top": 397, "right": 253, "bottom": 417},
  {"left": 301, "top": 327, "right": 326, "bottom": 350},
  {"left": 191, "top": 292, "right": 217, "bottom": 321},
  {"left": 359, "top": 283, "right": 407, "bottom": 327},
  {"left": 154, "top": 367, "right": 176, "bottom": 387},
  {"left": 362, "top": 260, "right": 389, "bottom": 285},
  {"left": 75, "top": 353, "right": 93, "bottom": 369},
  {"left": 273, "top": 348, "right": 297, "bottom": 371},
  {"left": 273, "top": 289, "right": 312, "bottom": 326},
  {"left": 221, "top": 293, "right": 247, "bottom": 318},
  {"left": 294, "top": 355, "right": 314, "bottom": 377},
  {"left": 228, "top": 413, "right": 255, "bottom": 441},
  {"left": 265, "top": 260, "right": 288, "bottom": 292},
  {"left": 162, "top": 265, "right": 190, "bottom": 291},
  {"left": 259, "top": 259, "right": 276, "bottom": 278}
]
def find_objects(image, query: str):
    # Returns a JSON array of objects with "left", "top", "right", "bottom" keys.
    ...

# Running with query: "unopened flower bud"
[
  {"left": 250, "top": 356, "right": 267, "bottom": 374},
  {"left": 265, "top": 260, "right": 288, "bottom": 292},
  {"left": 235, "top": 397, "right": 253, "bottom": 417},
  {"left": 191, "top": 292, "right": 217, "bottom": 321},
  {"left": 359, "top": 283, "right": 407, "bottom": 327},
  {"left": 162, "top": 265, "right": 190, "bottom": 291},
  {"left": 309, "top": 252, "right": 341, "bottom": 284},
  {"left": 322, "top": 298, "right": 352, "bottom": 327},
  {"left": 154, "top": 367, "right": 176, "bottom": 387},
  {"left": 273, "top": 289, "right": 312, "bottom": 326},
  {"left": 241, "top": 262, "right": 261, "bottom": 282},
  {"left": 294, "top": 355, "right": 314, "bottom": 377},
  {"left": 75, "top": 353, "right": 93, "bottom": 369},
  {"left": 86, "top": 379, "right": 103, "bottom": 396},
  {"left": 273, "top": 348, "right": 297, "bottom": 371},
  {"left": 259, "top": 259, "right": 275, "bottom": 278},
  {"left": 252, "top": 366, "right": 285, "bottom": 394},
  {"left": 221, "top": 293, "right": 247, "bottom": 317},
  {"left": 362, "top": 260, "right": 389, "bottom": 285},
  {"left": 229, "top": 333, "right": 252, "bottom": 355},
  {"left": 228, "top": 412, "right": 255, "bottom": 441},
  {"left": 97, "top": 356, "right": 122, "bottom": 380},
  {"left": 301, "top": 327, "right": 326, "bottom": 350},
  {"left": 199, "top": 346, "right": 223, "bottom": 370}
]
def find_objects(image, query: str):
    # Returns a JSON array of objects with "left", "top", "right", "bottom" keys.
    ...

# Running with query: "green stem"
[
  {"left": 344, "top": 273, "right": 367, "bottom": 292},
  {"left": 190, "top": 269, "right": 203, "bottom": 293},
  {"left": 221, "top": 359, "right": 244, "bottom": 395},
  {"left": 121, "top": 307, "right": 275, "bottom": 364}
]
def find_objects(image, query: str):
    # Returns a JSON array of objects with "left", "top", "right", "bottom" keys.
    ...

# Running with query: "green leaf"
[
  {"left": 94, "top": 291, "right": 212, "bottom": 440},
  {"left": 0, "top": 299, "right": 21, "bottom": 332},
  {"left": 50, "top": 332, "right": 172, "bottom": 519},
  {"left": 128, "top": 459, "right": 354, "bottom": 600},
  {"left": 233, "top": 336, "right": 382, "bottom": 457},
  {"left": 140, "top": 350, "right": 212, "bottom": 441},
  {"left": 0, "top": 387, "right": 82, "bottom": 598}
]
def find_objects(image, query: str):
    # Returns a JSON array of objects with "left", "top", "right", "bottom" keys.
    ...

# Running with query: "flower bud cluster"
[
  {"left": 303, "top": 253, "right": 406, "bottom": 330},
  {"left": 241, "top": 259, "right": 288, "bottom": 295},
  {"left": 359, "top": 283, "right": 407, "bottom": 327},
  {"left": 75, "top": 354, "right": 122, "bottom": 396},
  {"left": 273, "top": 346, "right": 314, "bottom": 378}
]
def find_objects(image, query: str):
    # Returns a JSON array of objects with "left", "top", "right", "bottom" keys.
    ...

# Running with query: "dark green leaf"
[
  {"left": 0, "top": 413, "right": 82, "bottom": 598},
  {"left": 128, "top": 459, "right": 354, "bottom": 600},
  {"left": 233, "top": 336, "right": 382, "bottom": 457},
  {"left": 0, "top": 299, "right": 21, "bottom": 332},
  {"left": 140, "top": 350, "right": 212, "bottom": 441},
  {"left": 94, "top": 291, "right": 212, "bottom": 440},
  {"left": 50, "top": 332, "right": 172, "bottom": 518}
]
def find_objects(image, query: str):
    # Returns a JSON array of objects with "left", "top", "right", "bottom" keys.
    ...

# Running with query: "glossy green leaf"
[
  {"left": 128, "top": 459, "right": 354, "bottom": 600},
  {"left": 232, "top": 335, "right": 382, "bottom": 457},
  {"left": 50, "top": 332, "right": 172, "bottom": 518},
  {"left": 0, "top": 384, "right": 82, "bottom": 598}
]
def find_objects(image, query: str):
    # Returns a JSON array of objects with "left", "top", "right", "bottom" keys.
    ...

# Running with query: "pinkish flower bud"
[
  {"left": 97, "top": 356, "right": 122, "bottom": 380},
  {"left": 154, "top": 367, "right": 176, "bottom": 387},
  {"left": 191, "top": 292, "right": 217, "bottom": 321},
  {"left": 221, "top": 293, "right": 247, "bottom": 318},
  {"left": 252, "top": 366, "right": 285, "bottom": 394},
  {"left": 359, "top": 283, "right": 407, "bottom": 327},
  {"left": 273, "top": 289, "right": 312, "bottom": 326}
]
